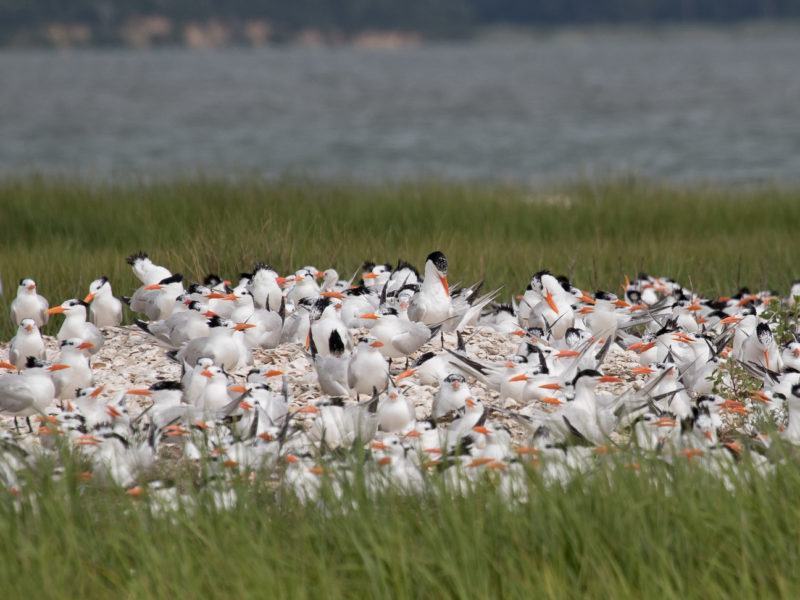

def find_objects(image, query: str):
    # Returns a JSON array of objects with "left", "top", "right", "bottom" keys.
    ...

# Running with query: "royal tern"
[
  {"left": 407, "top": 251, "right": 451, "bottom": 326},
  {"left": 229, "top": 288, "right": 283, "bottom": 349},
  {"left": 0, "top": 357, "right": 69, "bottom": 430},
  {"left": 309, "top": 296, "right": 352, "bottom": 357},
  {"left": 432, "top": 373, "right": 471, "bottom": 419},
  {"left": 10, "top": 278, "right": 49, "bottom": 327},
  {"left": 45, "top": 299, "right": 104, "bottom": 355},
  {"left": 52, "top": 338, "right": 94, "bottom": 400},
  {"left": 172, "top": 316, "right": 253, "bottom": 371},
  {"left": 361, "top": 305, "right": 439, "bottom": 360},
  {"left": 376, "top": 385, "right": 415, "bottom": 434},
  {"left": 246, "top": 263, "right": 284, "bottom": 312},
  {"left": 8, "top": 319, "right": 46, "bottom": 369},
  {"left": 311, "top": 330, "right": 351, "bottom": 398},
  {"left": 347, "top": 336, "right": 390, "bottom": 398},
  {"left": 84, "top": 276, "right": 123, "bottom": 327},
  {"left": 134, "top": 299, "right": 215, "bottom": 349}
]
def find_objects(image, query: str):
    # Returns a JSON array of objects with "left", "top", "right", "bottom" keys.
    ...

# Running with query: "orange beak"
[
  {"left": 631, "top": 366, "right": 655, "bottom": 374},
  {"left": 90, "top": 386, "right": 104, "bottom": 397},
  {"left": 0, "top": 362, "right": 17, "bottom": 370},
  {"left": 83, "top": 293, "right": 95, "bottom": 303},
  {"left": 539, "top": 382, "right": 563, "bottom": 390},
  {"left": 598, "top": 375, "right": 623, "bottom": 383},
  {"left": 628, "top": 304, "right": 649, "bottom": 311},
  {"left": 545, "top": 289, "right": 558, "bottom": 314},
  {"left": 320, "top": 291, "right": 344, "bottom": 299},
  {"left": 106, "top": 405, "right": 123, "bottom": 419},
  {"left": 228, "top": 386, "right": 246, "bottom": 393},
  {"left": 143, "top": 284, "right": 163, "bottom": 291},
  {"left": 238, "top": 400, "right": 253, "bottom": 410},
  {"left": 363, "top": 273, "right": 379, "bottom": 279},
  {"left": 370, "top": 441, "right": 388, "bottom": 450},
  {"left": 472, "top": 426, "right": 491, "bottom": 435},
  {"left": 396, "top": 368, "right": 416, "bottom": 381},
  {"left": 200, "top": 370, "right": 214, "bottom": 378},
  {"left": 439, "top": 274, "right": 450, "bottom": 297},
  {"left": 555, "top": 350, "right": 580, "bottom": 358},
  {"left": 48, "top": 364, "right": 70, "bottom": 371},
  {"left": 359, "top": 313, "right": 380, "bottom": 320},
  {"left": 77, "top": 342, "right": 94, "bottom": 350},
  {"left": 719, "top": 315, "right": 742, "bottom": 325},
  {"left": 297, "top": 405, "right": 319, "bottom": 414},
  {"left": 263, "top": 369, "right": 284, "bottom": 377},
  {"left": 126, "top": 389, "right": 152, "bottom": 395},
  {"left": 614, "top": 299, "right": 630, "bottom": 308},
  {"left": 508, "top": 374, "right": 529, "bottom": 382},
  {"left": 370, "top": 340, "right": 384, "bottom": 348},
  {"left": 578, "top": 294, "right": 595, "bottom": 305},
  {"left": 233, "top": 323, "right": 256, "bottom": 331},
  {"left": 45, "top": 306, "right": 66, "bottom": 314},
  {"left": 539, "top": 397, "right": 563, "bottom": 406}
]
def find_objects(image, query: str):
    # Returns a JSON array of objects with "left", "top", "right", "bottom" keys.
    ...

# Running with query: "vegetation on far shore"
[{"left": 2, "top": 0, "right": 799, "bottom": 48}]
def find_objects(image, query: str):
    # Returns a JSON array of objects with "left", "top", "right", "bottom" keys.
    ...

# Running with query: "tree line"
[{"left": 1, "top": 0, "right": 796, "bottom": 45}]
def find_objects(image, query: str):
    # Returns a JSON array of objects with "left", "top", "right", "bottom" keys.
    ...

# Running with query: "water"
[{"left": 2, "top": 27, "right": 800, "bottom": 183}]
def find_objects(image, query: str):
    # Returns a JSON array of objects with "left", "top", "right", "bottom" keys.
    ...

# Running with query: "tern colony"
[{"left": 1, "top": 251, "right": 799, "bottom": 504}]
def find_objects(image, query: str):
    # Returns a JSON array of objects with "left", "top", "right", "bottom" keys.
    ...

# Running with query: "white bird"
[
  {"left": 377, "top": 385, "right": 415, "bottom": 434},
  {"left": 309, "top": 297, "right": 351, "bottom": 357},
  {"left": 432, "top": 373, "right": 471, "bottom": 419},
  {"left": 526, "top": 271, "right": 575, "bottom": 340},
  {"left": 311, "top": 330, "right": 351, "bottom": 397},
  {"left": 247, "top": 263, "right": 284, "bottom": 312},
  {"left": 197, "top": 365, "right": 236, "bottom": 412},
  {"left": 347, "top": 335, "right": 390, "bottom": 398},
  {"left": 0, "top": 357, "right": 69, "bottom": 428},
  {"left": 10, "top": 278, "right": 49, "bottom": 327},
  {"left": 173, "top": 316, "right": 253, "bottom": 371},
  {"left": 739, "top": 322, "right": 782, "bottom": 373},
  {"left": 134, "top": 299, "right": 215, "bottom": 349},
  {"left": 780, "top": 383, "right": 800, "bottom": 444},
  {"left": 8, "top": 318, "right": 46, "bottom": 369},
  {"left": 228, "top": 288, "right": 283, "bottom": 349},
  {"left": 84, "top": 276, "right": 123, "bottom": 327},
  {"left": 130, "top": 273, "right": 186, "bottom": 321},
  {"left": 361, "top": 305, "right": 438, "bottom": 360},
  {"left": 286, "top": 269, "right": 320, "bottom": 306},
  {"left": 407, "top": 251, "right": 452, "bottom": 326},
  {"left": 52, "top": 338, "right": 94, "bottom": 400},
  {"left": 45, "top": 299, "right": 104, "bottom": 355}
]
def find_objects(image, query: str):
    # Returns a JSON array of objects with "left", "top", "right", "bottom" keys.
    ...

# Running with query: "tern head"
[
  {"left": 426, "top": 251, "right": 448, "bottom": 275},
  {"left": 126, "top": 251, "right": 150, "bottom": 266},
  {"left": 19, "top": 318, "right": 37, "bottom": 333},
  {"left": 756, "top": 323, "right": 773, "bottom": 346},
  {"left": 443, "top": 373, "right": 466, "bottom": 390},
  {"left": 46, "top": 298, "right": 88, "bottom": 317},
  {"left": 18, "top": 278, "right": 37, "bottom": 293}
]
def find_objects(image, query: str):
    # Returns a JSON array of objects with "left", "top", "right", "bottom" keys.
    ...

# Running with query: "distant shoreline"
[{"left": 3, "top": 19, "right": 798, "bottom": 51}]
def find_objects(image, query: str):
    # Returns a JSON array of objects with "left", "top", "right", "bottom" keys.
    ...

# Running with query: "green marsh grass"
[
  {"left": 2, "top": 175, "right": 800, "bottom": 337},
  {"left": 2, "top": 450, "right": 800, "bottom": 599}
]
